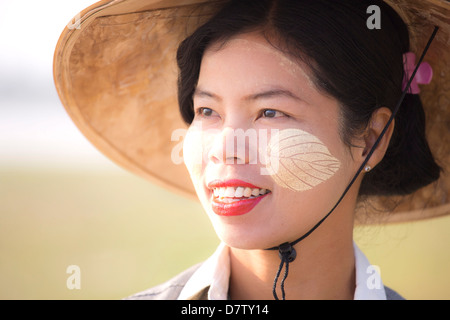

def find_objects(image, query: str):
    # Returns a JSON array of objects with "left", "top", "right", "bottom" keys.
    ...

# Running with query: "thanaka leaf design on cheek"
[{"left": 263, "top": 128, "right": 341, "bottom": 191}]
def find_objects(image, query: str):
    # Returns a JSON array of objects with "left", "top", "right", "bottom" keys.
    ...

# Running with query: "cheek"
[
  {"left": 183, "top": 126, "right": 204, "bottom": 180},
  {"left": 182, "top": 124, "right": 219, "bottom": 181},
  {"left": 264, "top": 128, "right": 341, "bottom": 191}
]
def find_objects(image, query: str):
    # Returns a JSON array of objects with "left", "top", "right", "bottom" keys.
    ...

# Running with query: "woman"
[{"left": 54, "top": 0, "right": 449, "bottom": 299}]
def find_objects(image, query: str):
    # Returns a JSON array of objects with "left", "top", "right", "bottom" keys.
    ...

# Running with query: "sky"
[{"left": 0, "top": 0, "right": 118, "bottom": 169}]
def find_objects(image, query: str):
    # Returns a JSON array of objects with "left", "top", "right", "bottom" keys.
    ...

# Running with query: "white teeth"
[
  {"left": 213, "top": 186, "right": 270, "bottom": 198},
  {"left": 225, "top": 186, "right": 235, "bottom": 197},
  {"left": 235, "top": 187, "right": 244, "bottom": 197},
  {"left": 243, "top": 187, "right": 253, "bottom": 197}
]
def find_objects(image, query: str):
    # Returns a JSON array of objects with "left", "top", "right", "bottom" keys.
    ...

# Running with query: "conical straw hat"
[{"left": 53, "top": 0, "right": 450, "bottom": 223}]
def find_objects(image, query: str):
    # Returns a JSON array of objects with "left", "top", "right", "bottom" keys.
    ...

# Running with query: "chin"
[{"left": 208, "top": 217, "right": 281, "bottom": 250}]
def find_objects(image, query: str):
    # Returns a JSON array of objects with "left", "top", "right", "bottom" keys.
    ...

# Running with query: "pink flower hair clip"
[{"left": 402, "top": 51, "right": 433, "bottom": 94}]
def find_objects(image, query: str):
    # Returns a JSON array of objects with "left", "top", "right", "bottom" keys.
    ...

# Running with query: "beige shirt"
[
  {"left": 127, "top": 242, "right": 404, "bottom": 300},
  {"left": 177, "top": 242, "right": 386, "bottom": 300}
]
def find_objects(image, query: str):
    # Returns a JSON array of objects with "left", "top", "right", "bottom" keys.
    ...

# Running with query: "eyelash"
[
  {"left": 195, "top": 107, "right": 216, "bottom": 117},
  {"left": 259, "top": 109, "right": 287, "bottom": 119},
  {"left": 194, "top": 107, "right": 288, "bottom": 119}
]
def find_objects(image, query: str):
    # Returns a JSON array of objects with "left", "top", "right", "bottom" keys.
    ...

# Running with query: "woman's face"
[{"left": 183, "top": 32, "right": 360, "bottom": 249}]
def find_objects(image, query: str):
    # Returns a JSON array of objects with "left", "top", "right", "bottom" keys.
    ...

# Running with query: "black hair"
[{"left": 176, "top": 0, "right": 441, "bottom": 197}]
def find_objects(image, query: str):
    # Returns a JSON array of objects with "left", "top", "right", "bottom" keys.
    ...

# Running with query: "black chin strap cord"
[
  {"left": 272, "top": 242, "right": 297, "bottom": 300},
  {"left": 268, "top": 26, "right": 439, "bottom": 300}
]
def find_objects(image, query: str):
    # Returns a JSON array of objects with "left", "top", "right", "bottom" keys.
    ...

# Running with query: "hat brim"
[{"left": 54, "top": 0, "right": 450, "bottom": 224}]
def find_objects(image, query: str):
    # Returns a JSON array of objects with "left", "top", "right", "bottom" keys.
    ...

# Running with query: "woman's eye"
[
  {"left": 261, "top": 109, "right": 286, "bottom": 118},
  {"left": 195, "top": 107, "right": 217, "bottom": 117}
]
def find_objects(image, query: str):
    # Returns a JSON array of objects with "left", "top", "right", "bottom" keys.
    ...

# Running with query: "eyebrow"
[
  {"left": 193, "top": 88, "right": 221, "bottom": 100},
  {"left": 244, "top": 89, "right": 303, "bottom": 102},
  {"left": 193, "top": 87, "right": 303, "bottom": 102}
]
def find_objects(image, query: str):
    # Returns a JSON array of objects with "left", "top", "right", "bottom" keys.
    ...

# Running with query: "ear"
[{"left": 358, "top": 107, "right": 395, "bottom": 170}]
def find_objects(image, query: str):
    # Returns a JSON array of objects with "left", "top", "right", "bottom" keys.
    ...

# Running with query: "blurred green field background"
[{"left": 1, "top": 168, "right": 449, "bottom": 300}]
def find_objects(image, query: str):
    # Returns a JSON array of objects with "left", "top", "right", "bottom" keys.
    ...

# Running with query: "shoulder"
[
  {"left": 384, "top": 286, "right": 405, "bottom": 300},
  {"left": 124, "top": 263, "right": 203, "bottom": 300}
]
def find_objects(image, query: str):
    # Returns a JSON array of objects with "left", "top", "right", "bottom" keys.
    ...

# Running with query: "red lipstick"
[
  {"left": 207, "top": 179, "right": 261, "bottom": 189},
  {"left": 207, "top": 179, "right": 271, "bottom": 216}
]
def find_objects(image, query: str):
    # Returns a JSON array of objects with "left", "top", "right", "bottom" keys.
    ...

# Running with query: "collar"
[
  {"left": 178, "top": 242, "right": 230, "bottom": 300},
  {"left": 178, "top": 241, "right": 386, "bottom": 300},
  {"left": 353, "top": 242, "right": 386, "bottom": 300}
]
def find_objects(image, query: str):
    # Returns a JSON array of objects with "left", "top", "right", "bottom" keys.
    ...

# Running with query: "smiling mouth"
[
  {"left": 207, "top": 180, "right": 272, "bottom": 216},
  {"left": 212, "top": 186, "right": 271, "bottom": 202}
]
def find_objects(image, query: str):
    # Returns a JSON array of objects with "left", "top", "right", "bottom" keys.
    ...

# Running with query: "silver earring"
[{"left": 364, "top": 165, "right": 371, "bottom": 172}]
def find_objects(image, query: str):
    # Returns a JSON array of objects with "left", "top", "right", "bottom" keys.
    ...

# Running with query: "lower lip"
[{"left": 211, "top": 193, "right": 270, "bottom": 216}]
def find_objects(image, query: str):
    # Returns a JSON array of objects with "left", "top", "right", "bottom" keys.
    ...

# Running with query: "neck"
[{"left": 228, "top": 209, "right": 356, "bottom": 300}]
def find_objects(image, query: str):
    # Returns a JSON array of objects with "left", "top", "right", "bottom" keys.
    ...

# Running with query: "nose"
[{"left": 207, "top": 126, "right": 258, "bottom": 165}]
